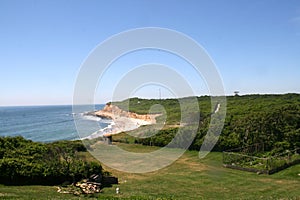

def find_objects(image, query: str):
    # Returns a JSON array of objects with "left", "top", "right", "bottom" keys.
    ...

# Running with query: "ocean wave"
[
  {"left": 82, "top": 115, "right": 102, "bottom": 122},
  {"left": 81, "top": 121, "right": 115, "bottom": 140}
]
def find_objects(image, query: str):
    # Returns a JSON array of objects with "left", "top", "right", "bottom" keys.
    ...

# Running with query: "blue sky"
[{"left": 1, "top": 0, "right": 300, "bottom": 106}]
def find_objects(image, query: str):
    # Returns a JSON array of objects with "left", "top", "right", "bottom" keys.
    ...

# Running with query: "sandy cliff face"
[{"left": 94, "top": 104, "right": 157, "bottom": 123}]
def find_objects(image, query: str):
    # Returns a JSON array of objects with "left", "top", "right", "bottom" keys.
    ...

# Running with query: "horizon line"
[{"left": 1, "top": 92, "right": 299, "bottom": 107}]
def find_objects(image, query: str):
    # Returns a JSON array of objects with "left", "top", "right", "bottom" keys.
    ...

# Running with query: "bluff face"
[{"left": 94, "top": 104, "right": 157, "bottom": 123}]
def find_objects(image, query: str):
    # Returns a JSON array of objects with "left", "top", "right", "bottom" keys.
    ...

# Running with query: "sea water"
[{"left": 0, "top": 105, "right": 110, "bottom": 142}]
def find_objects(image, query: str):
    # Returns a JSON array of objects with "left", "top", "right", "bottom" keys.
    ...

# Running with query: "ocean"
[{"left": 0, "top": 105, "right": 111, "bottom": 142}]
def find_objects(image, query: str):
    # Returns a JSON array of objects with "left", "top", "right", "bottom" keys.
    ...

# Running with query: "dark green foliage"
[
  {"left": 114, "top": 94, "right": 300, "bottom": 152},
  {"left": 219, "top": 94, "right": 300, "bottom": 151},
  {"left": 0, "top": 136, "right": 102, "bottom": 185},
  {"left": 48, "top": 140, "right": 87, "bottom": 152},
  {"left": 135, "top": 128, "right": 178, "bottom": 147}
]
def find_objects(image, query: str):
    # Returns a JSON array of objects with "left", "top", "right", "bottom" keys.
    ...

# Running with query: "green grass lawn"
[{"left": 1, "top": 143, "right": 300, "bottom": 200}]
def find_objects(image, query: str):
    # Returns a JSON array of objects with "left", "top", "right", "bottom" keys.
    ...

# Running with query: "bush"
[{"left": 0, "top": 136, "right": 102, "bottom": 185}]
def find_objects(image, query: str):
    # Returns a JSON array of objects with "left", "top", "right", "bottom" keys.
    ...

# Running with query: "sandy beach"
[{"left": 83, "top": 104, "right": 158, "bottom": 139}]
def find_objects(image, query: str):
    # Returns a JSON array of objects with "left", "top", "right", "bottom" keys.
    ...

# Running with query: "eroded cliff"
[{"left": 94, "top": 104, "right": 158, "bottom": 123}]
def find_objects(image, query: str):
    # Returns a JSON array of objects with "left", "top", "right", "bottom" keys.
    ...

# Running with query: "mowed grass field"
[{"left": 1, "top": 143, "right": 300, "bottom": 200}]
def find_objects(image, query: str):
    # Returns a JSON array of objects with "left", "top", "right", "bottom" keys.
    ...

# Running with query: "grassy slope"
[
  {"left": 1, "top": 143, "right": 300, "bottom": 200},
  {"left": 98, "top": 143, "right": 300, "bottom": 200}
]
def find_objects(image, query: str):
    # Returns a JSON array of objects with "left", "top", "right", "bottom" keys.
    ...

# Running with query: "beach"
[{"left": 83, "top": 104, "right": 159, "bottom": 139}]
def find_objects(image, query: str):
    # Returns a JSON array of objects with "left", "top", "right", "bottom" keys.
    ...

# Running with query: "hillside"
[{"left": 111, "top": 94, "right": 300, "bottom": 152}]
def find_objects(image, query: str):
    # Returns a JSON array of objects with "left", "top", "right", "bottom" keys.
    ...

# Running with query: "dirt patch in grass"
[{"left": 175, "top": 156, "right": 208, "bottom": 172}]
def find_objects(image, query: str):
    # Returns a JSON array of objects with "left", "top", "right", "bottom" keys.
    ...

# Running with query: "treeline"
[
  {"left": 114, "top": 94, "right": 300, "bottom": 152},
  {"left": 0, "top": 136, "right": 102, "bottom": 185},
  {"left": 112, "top": 96, "right": 211, "bottom": 125}
]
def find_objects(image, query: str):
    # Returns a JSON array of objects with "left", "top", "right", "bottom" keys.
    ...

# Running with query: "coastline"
[{"left": 82, "top": 104, "right": 159, "bottom": 139}]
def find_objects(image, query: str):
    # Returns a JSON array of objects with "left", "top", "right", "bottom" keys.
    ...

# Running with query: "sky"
[{"left": 1, "top": 0, "right": 300, "bottom": 106}]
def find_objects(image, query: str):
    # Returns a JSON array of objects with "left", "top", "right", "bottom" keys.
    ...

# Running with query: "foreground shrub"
[{"left": 0, "top": 136, "right": 102, "bottom": 185}]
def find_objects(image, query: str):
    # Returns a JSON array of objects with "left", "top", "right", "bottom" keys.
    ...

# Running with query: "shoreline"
[{"left": 82, "top": 104, "right": 159, "bottom": 140}]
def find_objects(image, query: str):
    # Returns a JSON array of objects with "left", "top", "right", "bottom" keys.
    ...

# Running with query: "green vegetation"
[
  {"left": 112, "top": 96, "right": 210, "bottom": 125},
  {"left": 1, "top": 94, "right": 299, "bottom": 199},
  {"left": 1, "top": 143, "right": 300, "bottom": 199},
  {"left": 0, "top": 136, "right": 103, "bottom": 185},
  {"left": 223, "top": 144, "right": 300, "bottom": 174},
  {"left": 104, "top": 144, "right": 300, "bottom": 199},
  {"left": 112, "top": 94, "right": 300, "bottom": 152}
]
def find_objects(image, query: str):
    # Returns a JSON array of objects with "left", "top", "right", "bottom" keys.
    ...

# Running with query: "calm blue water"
[{"left": 0, "top": 105, "right": 109, "bottom": 142}]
